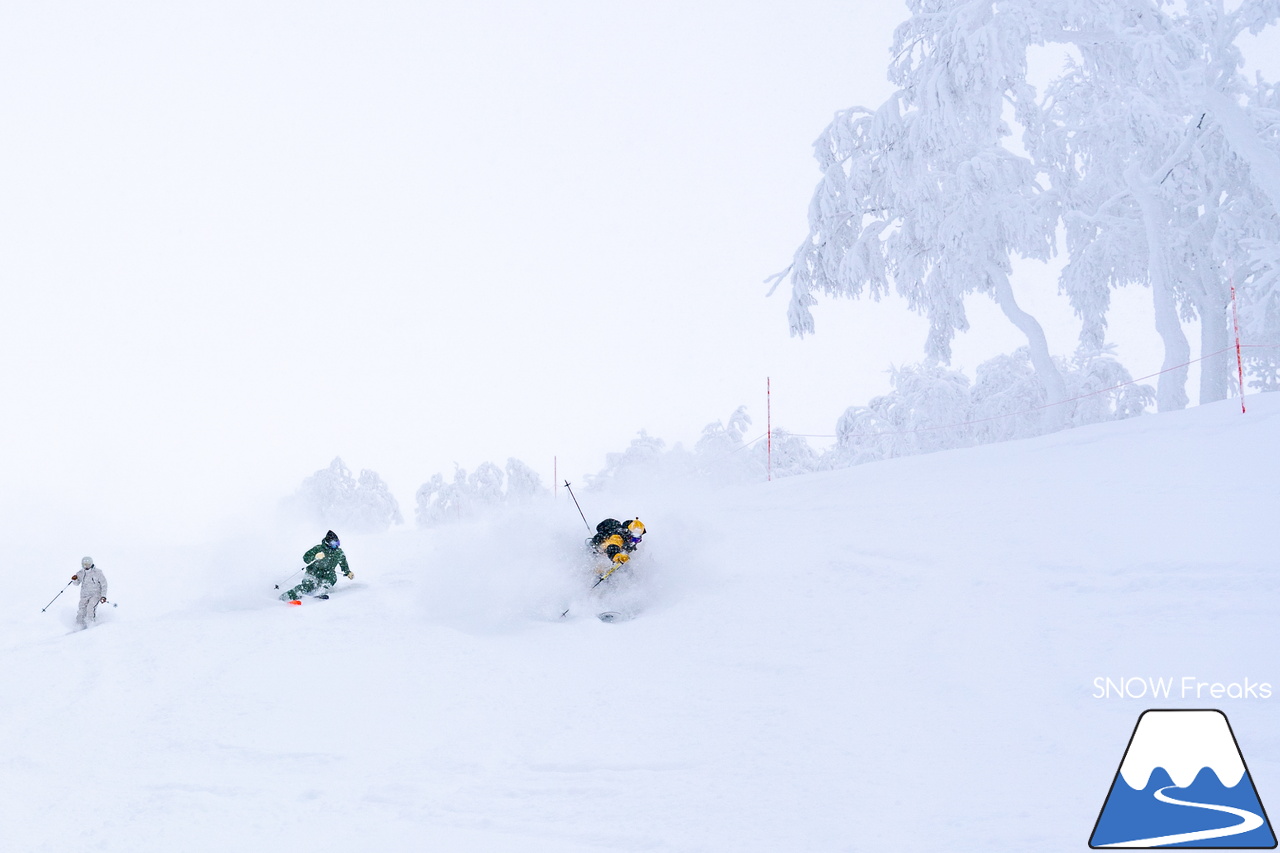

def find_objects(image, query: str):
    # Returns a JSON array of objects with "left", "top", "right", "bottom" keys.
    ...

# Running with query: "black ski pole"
[
  {"left": 274, "top": 568, "right": 306, "bottom": 590},
  {"left": 559, "top": 481, "right": 596, "bottom": 618},
  {"left": 591, "top": 563, "right": 622, "bottom": 590},
  {"left": 563, "top": 562, "right": 623, "bottom": 617},
  {"left": 564, "top": 480, "right": 591, "bottom": 531},
  {"left": 41, "top": 580, "right": 74, "bottom": 612}
]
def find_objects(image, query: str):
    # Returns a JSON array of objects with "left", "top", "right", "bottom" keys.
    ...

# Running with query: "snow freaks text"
[{"left": 1092, "top": 677, "right": 1273, "bottom": 700}]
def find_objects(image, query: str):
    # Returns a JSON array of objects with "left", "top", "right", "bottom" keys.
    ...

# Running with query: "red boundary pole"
[
  {"left": 767, "top": 377, "right": 772, "bottom": 482},
  {"left": 1231, "top": 285, "right": 1247, "bottom": 414}
]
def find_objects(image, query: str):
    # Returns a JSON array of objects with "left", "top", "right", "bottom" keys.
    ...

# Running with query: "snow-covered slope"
[{"left": 2, "top": 395, "right": 1278, "bottom": 852}]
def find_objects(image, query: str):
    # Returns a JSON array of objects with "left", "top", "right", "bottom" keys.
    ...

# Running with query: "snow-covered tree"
[
  {"left": 585, "top": 430, "right": 694, "bottom": 490},
  {"left": 692, "top": 406, "right": 759, "bottom": 483},
  {"left": 1216, "top": 74, "right": 1280, "bottom": 392},
  {"left": 290, "top": 457, "right": 403, "bottom": 533},
  {"left": 695, "top": 406, "right": 752, "bottom": 456},
  {"left": 755, "top": 427, "right": 822, "bottom": 480},
  {"left": 469, "top": 462, "right": 505, "bottom": 506},
  {"left": 1239, "top": 219, "right": 1280, "bottom": 389},
  {"left": 504, "top": 458, "right": 545, "bottom": 501},
  {"left": 1061, "top": 346, "right": 1155, "bottom": 425},
  {"left": 414, "top": 470, "right": 467, "bottom": 526},
  {"left": 824, "top": 347, "right": 1152, "bottom": 466},
  {"left": 414, "top": 458, "right": 547, "bottom": 527},
  {"left": 351, "top": 469, "right": 404, "bottom": 531},
  {"left": 772, "top": 0, "right": 1068, "bottom": 425},
  {"left": 829, "top": 362, "right": 976, "bottom": 463},
  {"left": 1037, "top": 0, "right": 1280, "bottom": 409},
  {"left": 778, "top": 0, "right": 1280, "bottom": 419}
]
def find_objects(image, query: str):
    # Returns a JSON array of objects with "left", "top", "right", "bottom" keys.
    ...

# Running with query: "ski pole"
[
  {"left": 564, "top": 480, "right": 591, "bottom": 531},
  {"left": 41, "top": 581, "right": 74, "bottom": 612},
  {"left": 274, "top": 568, "right": 306, "bottom": 590},
  {"left": 591, "top": 564, "right": 622, "bottom": 589},
  {"left": 561, "top": 563, "right": 623, "bottom": 617},
  {"left": 559, "top": 481, "right": 597, "bottom": 618}
]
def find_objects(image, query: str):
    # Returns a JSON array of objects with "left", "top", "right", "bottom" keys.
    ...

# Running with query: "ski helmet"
[
  {"left": 81, "top": 556, "right": 94, "bottom": 569},
  {"left": 626, "top": 519, "right": 645, "bottom": 537}
]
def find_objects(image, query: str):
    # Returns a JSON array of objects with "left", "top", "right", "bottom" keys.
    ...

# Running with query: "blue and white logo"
[{"left": 1090, "top": 709, "right": 1276, "bottom": 848}]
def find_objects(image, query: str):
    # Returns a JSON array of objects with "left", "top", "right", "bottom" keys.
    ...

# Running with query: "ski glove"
[
  {"left": 344, "top": 571, "right": 354, "bottom": 580},
  {"left": 71, "top": 574, "right": 78, "bottom": 581},
  {"left": 612, "top": 553, "right": 630, "bottom": 565},
  {"left": 100, "top": 597, "right": 107, "bottom": 604}
]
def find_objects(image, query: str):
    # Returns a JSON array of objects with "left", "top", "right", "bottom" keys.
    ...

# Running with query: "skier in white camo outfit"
[{"left": 72, "top": 556, "right": 108, "bottom": 630}]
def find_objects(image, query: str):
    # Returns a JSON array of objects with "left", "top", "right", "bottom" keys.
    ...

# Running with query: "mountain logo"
[{"left": 1090, "top": 709, "right": 1276, "bottom": 848}]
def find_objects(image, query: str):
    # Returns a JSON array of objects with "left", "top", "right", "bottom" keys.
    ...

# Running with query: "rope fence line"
[
  {"left": 767, "top": 342, "right": 1280, "bottom": 442},
  {"left": 590, "top": 342, "right": 1278, "bottom": 482}
]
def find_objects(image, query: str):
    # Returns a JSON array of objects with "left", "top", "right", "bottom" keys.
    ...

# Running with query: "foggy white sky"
[{"left": 2, "top": 1, "right": 1276, "bottom": 544}]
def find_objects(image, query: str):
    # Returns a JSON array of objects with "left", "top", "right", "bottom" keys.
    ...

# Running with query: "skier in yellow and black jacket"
[{"left": 588, "top": 518, "right": 646, "bottom": 569}]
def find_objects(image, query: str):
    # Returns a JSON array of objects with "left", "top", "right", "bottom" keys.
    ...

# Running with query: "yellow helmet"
[{"left": 626, "top": 519, "right": 646, "bottom": 536}]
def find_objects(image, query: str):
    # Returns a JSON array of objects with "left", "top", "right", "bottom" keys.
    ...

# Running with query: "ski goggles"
[{"left": 325, "top": 538, "right": 340, "bottom": 548}]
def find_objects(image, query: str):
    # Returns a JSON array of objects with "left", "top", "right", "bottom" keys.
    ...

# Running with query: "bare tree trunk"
[
  {"left": 1131, "top": 171, "right": 1190, "bottom": 411},
  {"left": 991, "top": 269, "right": 1068, "bottom": 428},
  {"left": 1195, "top": 269, "right": 1231, "bottom": 404}
]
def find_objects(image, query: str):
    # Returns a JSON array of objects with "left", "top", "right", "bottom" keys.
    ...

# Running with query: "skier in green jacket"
[{"left": 280, "top": 530, "right": 353, "bottom": 601}]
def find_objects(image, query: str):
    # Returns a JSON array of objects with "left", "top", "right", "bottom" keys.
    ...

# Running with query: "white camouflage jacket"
[{"left": 73, "top": 566, "right": 108, "bottom": 599}]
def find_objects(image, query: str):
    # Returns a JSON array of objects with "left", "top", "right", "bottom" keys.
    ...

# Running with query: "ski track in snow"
[{"left": 1, "top": 395, "right": 1278, "bottom": 851}]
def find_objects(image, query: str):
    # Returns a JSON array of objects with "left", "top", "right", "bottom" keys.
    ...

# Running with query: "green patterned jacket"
[{"left": 303, "top": 542, "right": 351, "bottom": 585}]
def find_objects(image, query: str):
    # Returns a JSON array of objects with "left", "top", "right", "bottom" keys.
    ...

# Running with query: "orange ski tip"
[{"left": 288, "top": 600, "right": 301, "bottom": 606}]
